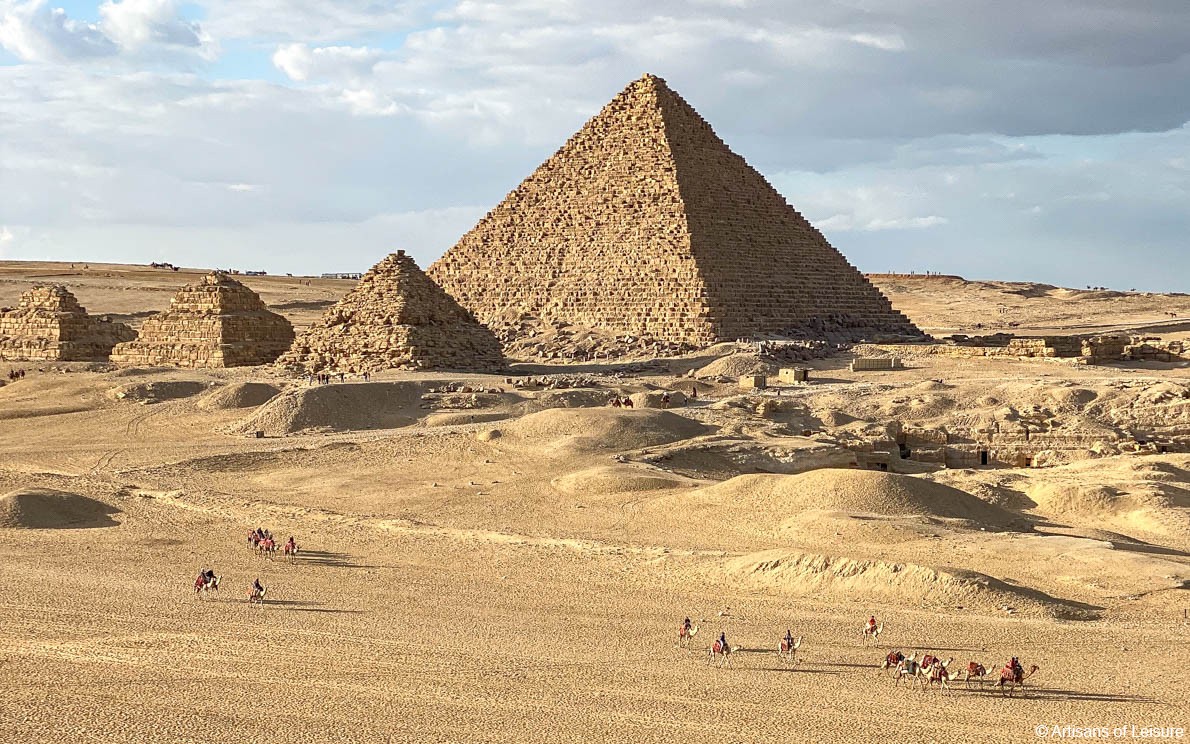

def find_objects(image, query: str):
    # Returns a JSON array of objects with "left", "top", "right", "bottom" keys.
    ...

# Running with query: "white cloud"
[
  {"left": 0, "top": 225, "right": 13, "bottom": 243},
  {"left": 0, "top": 0, "right": 212, "bottom": 63},
  {"left": 272, "top": 42, "right": 388, "bottom": 83},
  {"left": 98, "top": 0, "right": 210, "bottom": 57},
  {"left": 817, "top": 213, "right": 948, "bottom": 232},
  {"left": 0, "top": 0, "right": 116, "bottom": 62}
]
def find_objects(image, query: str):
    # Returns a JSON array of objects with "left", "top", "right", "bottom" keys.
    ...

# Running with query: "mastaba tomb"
[
  {"left": 428, "top": 73, "right": 922, "bottom": 345},
  {"left": 278, "top": 250, "right": 505, "bottom": 374},
  {"left": 110, "top": 273, "right": 294, "bottom": 368},
  {"left": 0, "top": 285, "right": 135, "bottom": 361}
]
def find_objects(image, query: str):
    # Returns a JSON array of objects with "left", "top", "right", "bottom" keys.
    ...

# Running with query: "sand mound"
[
  {"left": 198, "top": 382, "right": 283, "bottom": 410},
  {"left": 110, "top": 380, "right": 210, "bottom": 403},
  {"left": 690, "top": 469, "right": 1020, "bottom": 528},
  {"left": 1026, "top": 481, "right": 1190, "bottom": 538},
  {"left": 1050, "top": 386, "right": 1097, "bottom": 408},
  {"left": 232, "top": 381, "right": 429, "bottom": 435},
  {"left": 502, "top": 407, "right": 711, "bottom": 455},
  {"left": 695, "top": 353, "right": 777, "bottom": 378},
  {"left": 720, "top": 550, "right": 1098, "bottom": 620},
  {"left": 909, "top": 380, "right": 952, "bottom": 392},
  {"left": 526, "top": 390, "right": 610, "bottom": 410},
  {"left": 0, "top": 489, "right": 119, "bottom": 529},
  {"left": 424, "top": 411, "right": 511, "bottom": 427},
  {"left": 629, "top": 390, "right": 687, "bottom": 409},
  {"left": 551, "top": 465, "right": 689, "bottom": 495}
]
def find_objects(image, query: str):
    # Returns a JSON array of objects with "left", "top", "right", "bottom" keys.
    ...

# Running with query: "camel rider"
[
  {"left": 718, "top": 632, "right": 728, "bottom": 652},
  {"left": 867, "top": 616, "right": 877, "bottom": 633},
  {"left": 784, "top": 629, "right": 794, "bottom": 648},
  {"left": 253, "top": 578, "right": 264, "bottom": 596},
  {"left": 683, "top": 617, "right": 692, "bottom": 634},
  {"left": 286, "top": 536, "right": 296, "bottom": 552},
  {"left": 1009, "top": 656, "right": 1022, "bottom": 677}
]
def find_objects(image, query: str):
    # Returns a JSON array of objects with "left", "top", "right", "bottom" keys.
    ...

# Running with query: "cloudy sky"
[{"left": 1, "top": 1, "right": 1187, "bottom": 289}]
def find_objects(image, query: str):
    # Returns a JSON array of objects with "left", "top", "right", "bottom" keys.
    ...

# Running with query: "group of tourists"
[
  {"left": 307, "top": 372, "right": 347, "bottom": 385},
  {"left": 6, "top": 368, "right": 26, "bottom": 381}
]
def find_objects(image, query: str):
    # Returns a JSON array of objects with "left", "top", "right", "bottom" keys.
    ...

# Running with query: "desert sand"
[{"left": 1, "top": 262, "right": 1188, "bottom": 743}]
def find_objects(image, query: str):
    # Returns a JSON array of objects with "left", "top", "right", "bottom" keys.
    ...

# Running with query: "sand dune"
[
  {"left": 198, "top": 381, "right": 282, "bottom": 410},
  {"left": 232, "top": 381, "right": 429, "bottom": 435},
  {"left": 500, "top": 407, "right": 711, "bottom": 455},
  {"left": 681, "top": 469, "right": 1022, "bottom": 529},
  {"left": 550, "top": 465, "right": 691, "bottom": 495},
  {"left": 720, "top": 549, "right": 1099, "bottom": 619},
  {"left": 0, "top": 488, "right": 120, "bottom": 529}
]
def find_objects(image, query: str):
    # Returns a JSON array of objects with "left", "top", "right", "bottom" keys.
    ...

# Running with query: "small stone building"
[
  {"left": 0, "top": 285, "right": 135, "bottom": 361},
  {"left": 277, "top": 250, "right": 504, "bottom": 374},
  {"left": 110, "top": 273, "right": 294, "bottom": 368}
]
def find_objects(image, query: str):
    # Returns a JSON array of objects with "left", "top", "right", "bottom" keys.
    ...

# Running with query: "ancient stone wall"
[
  {"left": 0, "top": 285, "right": 134, "bottom": 361},
  {"left": 110, "top": 274, "right": 293, "bottom": 368},
  {"left": 278, "top": 251, "right": 504, "bottom": 374},
  {"left": 429, "top": 74, "right": 921, "bottom": 346}
]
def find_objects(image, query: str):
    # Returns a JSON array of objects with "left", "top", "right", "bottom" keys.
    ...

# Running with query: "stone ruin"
[
  {"left": 110, "top": 273, "right": 294, "bottom": 368},
  {"left": 277, "top": 250, "right": 505, "bottom": 374},
  {"left": 0, "top": 285, "right": 134, "bottom": 361},
  {"left": 429, "top": 73, "right": 922, "bottom": 347}
]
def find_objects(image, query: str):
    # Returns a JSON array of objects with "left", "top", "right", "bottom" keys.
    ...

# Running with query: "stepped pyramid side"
[
  {"left": 110, "top": 273, "right": 294, "bottom": 368},
  {"left": 0, "top": 285, "right": 135, "bottom": 361},
  {"left": 428, "top": 74, "right": 921, "bottom": 344},
  {"left": 651, "top": 81, "right": 920, "bottom": 340},
  {"left": 277, "top": 250, "right": 505, "bottom": 374},
  {"left": 428, "top": 76, "right": 714, "bottom": 343}
]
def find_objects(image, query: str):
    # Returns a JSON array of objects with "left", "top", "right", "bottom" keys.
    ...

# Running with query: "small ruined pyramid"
[
  {"left": 0, "top": 285, "right": 135, "bottom": 361},
  {"left": 110, "top": 273, "right": 294, "bottom": 367},
  {"left": 278, "top": 250, "right": 504, "bottom": 373},
  {"left": 429, "top": 74, "right": 922, "bottom": 344}
]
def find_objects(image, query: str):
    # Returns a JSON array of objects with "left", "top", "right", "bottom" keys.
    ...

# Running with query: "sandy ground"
[{"left": 1, "top": 262, "right": 1188, "bottom": 743}]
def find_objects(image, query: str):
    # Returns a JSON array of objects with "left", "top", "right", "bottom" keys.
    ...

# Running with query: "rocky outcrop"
[
  {"left": 110, "top": 273, "right": 293, "bottom": 368},
  {"left": 429, "top": 73, "right": 922, "bottom": 345},
  {"left": 0, "top": 285, "right": 134, "bottom": 361},
  {"left": 277, "top": 250, "right": 504, "bottom": 374}
]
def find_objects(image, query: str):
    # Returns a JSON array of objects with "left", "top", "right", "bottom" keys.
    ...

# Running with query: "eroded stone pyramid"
[
  {"left": 110, "top": 273, "right": 294, "bottom": 368},
  {"left": 277, "top": 250, "right": 504, "bottom": 373},
  {"left": 0, "top": 285, "right": 135, "bottom": 361},
  {"left": 429, "top": 74, "right": 922, "bottom": 345}
]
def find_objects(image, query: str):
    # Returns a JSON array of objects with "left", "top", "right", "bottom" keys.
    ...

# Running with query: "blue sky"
[{"left": 1, "top": 1, "right": 1188, "bottom": 290}]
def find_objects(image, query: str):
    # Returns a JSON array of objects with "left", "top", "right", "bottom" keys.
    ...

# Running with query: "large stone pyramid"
[
  {"left": 429, "top": 74, "right": 922, "bottom": 345},
  {"left": 0, "top": 285, "right": 135, "bottom": 361},
  {"left": 110, "top": 273, "right": 294, "bottom": 368},
  {"left": 277, "top": 250, "right": 504, "bottom": 374}
]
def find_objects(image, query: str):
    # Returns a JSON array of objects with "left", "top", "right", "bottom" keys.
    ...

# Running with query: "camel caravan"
[
  {"left": 681, "top": 615, "right": 1040, "bottom": 697},
  {"left": 190, "top": 527, "right": 302, "bottom": 607}
]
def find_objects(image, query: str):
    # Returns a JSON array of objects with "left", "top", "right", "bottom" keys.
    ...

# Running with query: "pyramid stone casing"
[
  {"left": 277, "top": 251, "right": 505, "bottom": 374},
  {"left": 109, "top": 273, "right": 294, "bottom": 368},
  {"left": 0, "top": 285, "right": 135, "bottom": 361},
  {"left": 428, "top": 74, "right": 921, "bottom": 344}
]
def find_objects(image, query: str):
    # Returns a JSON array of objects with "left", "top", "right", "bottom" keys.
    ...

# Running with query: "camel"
[
  {"left": 194, "top": 575, "right": 220, "bottom": 597},
  {"left": 707, "top": 640, "right": 740, "bottom": 667},
  {"left": 283, "top": 541, "right": 299, "bottom": 564},
  {"left": 678, "top": 623, "right": 700, "bottom": 648},
  {"left": 922, "top": 658, "right": 956, "bottom": 694},
  {"left": 997, "top": 662, "right": 1040, "bottom": 696},
  {"left": 881, "top": 651, "right": 905, "bottom": 676},
  {"left": 777, "top": 635, "right": 803, "bottom": 663},
  {"left": 248, "top": 587, "right": 267, "bottom": 606},
  {"left": 892, "top": 654, "right": 919, "bottom": 686},
  {"left": 964, "top": 662, "right": 988, "bottom": 688},
  {"left": 862, "top": 621, "right": 884, "bottom": 645}
]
